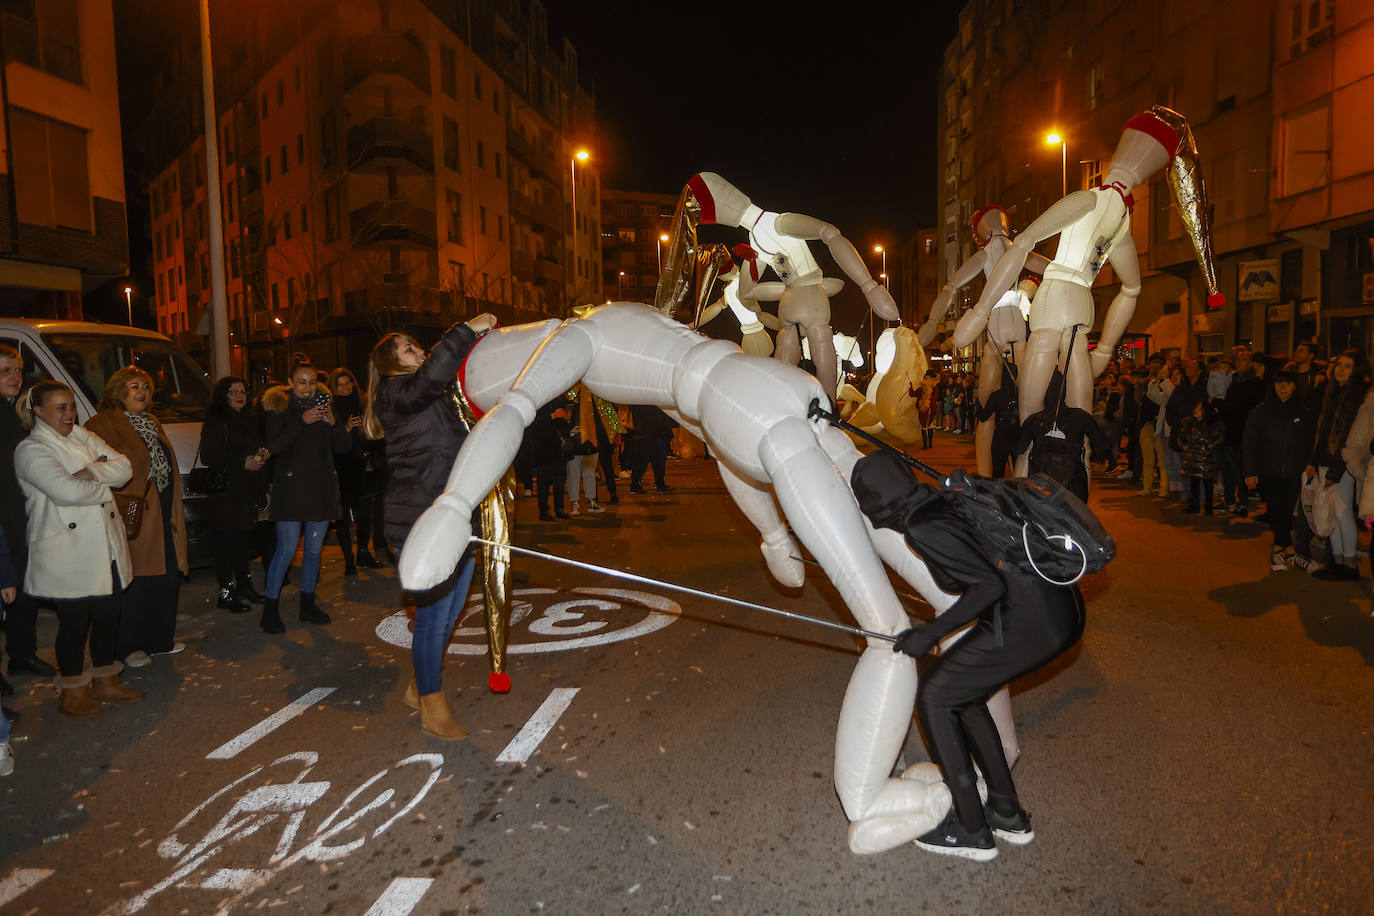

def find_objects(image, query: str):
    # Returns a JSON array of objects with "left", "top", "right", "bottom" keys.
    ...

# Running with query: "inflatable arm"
[
  {"left": 774, "top": 212, "right": 899, "bottom": 321},
  {"left": 919, "top": 249, "right": 990, "bottom": 346}
]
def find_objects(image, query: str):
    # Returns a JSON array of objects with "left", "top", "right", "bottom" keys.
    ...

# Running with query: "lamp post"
[
  {"left": 1046, "top": 131, "right": 1067, "bottom": 196},
  {"left": 123, "top": 285, "right": 133, "bottom": 326},
  {"left": 873, "top": 245, "right": 887, "bottom": 287},
  {"left": 617, "top": 270, "right": 625, "bottom": 299},
  {"left": 570, "top": 149, "right": 589, "bottom": 302},
  {"left": 657, "top": 233, "right": 668, "bottom": 275}
]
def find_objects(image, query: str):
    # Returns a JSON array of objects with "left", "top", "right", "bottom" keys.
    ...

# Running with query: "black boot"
[
  {"left": 237, "top": 573, "right": 265, "bottom": 604},
  {"left": 260, "top": 597, "right": 286, "bottom": 634},
  {"left": 298, "top": 591, "right": 330, "bottom": 625},
  {"left": 355, "top": 548, "right": 383, "bottom": 569},
  {"left": 217, "top": 585, "right": 252, "bottom": 614}
]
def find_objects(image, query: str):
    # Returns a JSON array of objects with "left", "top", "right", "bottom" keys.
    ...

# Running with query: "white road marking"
[
  {"left": 364, "top": 877, "right": 434, "bottom": 915},
  {"left": 496, "top": 688, "right": 580, "bottom": 764},
  {"left": 205, "top": 688, "right": 337, "bottom": 760},
  {"left": 0, "top": 868, "right": 54, "bottom": 907}
]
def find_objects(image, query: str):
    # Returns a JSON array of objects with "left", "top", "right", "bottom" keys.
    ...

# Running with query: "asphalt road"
[{"left": 1, "top": 434, "right": 1371, "bottom": 915}]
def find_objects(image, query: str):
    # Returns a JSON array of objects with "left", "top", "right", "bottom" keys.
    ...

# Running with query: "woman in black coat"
[
  {"left": 199, "top": 377, "right": 269, "bottom": 612},
  {"left": 327, "top": 368, "right": 384, "bottom": 576},
  {"left": 365, "top": 313, "right": 496, "bottom": 741},
  {"left": 259, "top": 356, "right": 351, "bottom": 631}
]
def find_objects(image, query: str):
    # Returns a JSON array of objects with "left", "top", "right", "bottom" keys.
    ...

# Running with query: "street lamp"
[
  {"left": 617, "top": 270, "right": 625, "bottom": 299},
  {"left": 1046, "top": 131, "right": 1067, "bottom": 197},
  {"left": 123, "top": 285, "right": 133, "bottom": 326},
  {"left": 873, "top": 245, "right": 887, "bottom": 288},
  {"left": 570, "top": 149, "right": 590, "bottom": 299},
  {"left": 657, "top": 232, "right": 669, "bottom": 274}
]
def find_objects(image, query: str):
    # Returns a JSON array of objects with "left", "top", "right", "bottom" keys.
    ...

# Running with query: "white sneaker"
[
  {"left": 124, "top": 650, "right": 152, "bottom": 668},
  {"left": 588, "top": 501, "right": 605, "bottom": 514},
  {"left": 0, "top": 741, "right": 13, "bottom": 777},
  {"left": 1287, "top": 555, "right": 1319, "bottom": 574},
  {"left": 151, "top": 643, "right": 186, "bottom": 656},
  {"left": 568, "top": 502, "right": 580, "bottom": 516},
  {"left": 1116, "top": 470, "right": 1134, "bottom": 479},
  {"left": 1270, "top": 552, "right": 1288, "bottom": 572}
]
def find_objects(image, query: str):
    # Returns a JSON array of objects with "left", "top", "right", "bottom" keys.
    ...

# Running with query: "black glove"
[{"left": 892, "top": 625, "right": 939, "bottom": 658}]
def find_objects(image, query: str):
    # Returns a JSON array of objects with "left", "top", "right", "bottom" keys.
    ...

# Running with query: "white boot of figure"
[{"left": 400, "top": 303, "right": 1020, "bottom": 854}]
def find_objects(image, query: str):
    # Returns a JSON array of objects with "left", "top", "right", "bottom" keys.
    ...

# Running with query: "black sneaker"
[
  {"left": 628, "top": 487, "right": 644, "bottom": 495},
  {"left": 655, "top": 485, "right": 675, "bottom": 493},
  {"left": 985, "top": 803, "right": 1035, "bottom": 845},
  {"left": 913, "top": 812, "right": 998, "bottom": 862}
]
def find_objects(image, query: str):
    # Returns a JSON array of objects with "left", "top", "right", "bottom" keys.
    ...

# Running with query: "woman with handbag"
[
  {"left": 327, "top": 368, "right": 384, "bottom": 576},
  {"left": 565, "top": 385, "right": 604, "bottom": 516},
  {"left": 86, "top": 367, "right": 189, "bottom": 668},
  {"left": 200, "top": 377, "right": 269, "bottom": 612},
  {"left": 364, "top": 314, "right": 496, "bottom": 740},
  {"left": 14, "top": 381, "right": 144, "bottom": 716},
  {"left": 259, "top": 356, "right": 352, "bottom": 632}
]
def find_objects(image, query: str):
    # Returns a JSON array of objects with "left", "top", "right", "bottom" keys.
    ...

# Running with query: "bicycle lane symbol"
[{"left": 107, "top": 750, "right": 444, "bottom": 914}]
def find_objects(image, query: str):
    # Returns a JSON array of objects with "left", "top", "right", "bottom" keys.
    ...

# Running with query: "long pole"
[
  {"left": 569, "top": 155, "right": 577, "bottom": 308},
  {"left": 1060, "top": 141, "right": 1067, "bottom": 197},
  {"left": 124, "top": 287, "right": 132, "bottom": 326},
  {"left": 200, "top": 0, "right": 230, "bottom": 378}
]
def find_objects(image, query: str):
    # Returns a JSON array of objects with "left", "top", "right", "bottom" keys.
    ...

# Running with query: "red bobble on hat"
[
  {"left": 1207, "top": 293, "right": 1226, "bottom": 308},
  {"left": 488, "top": 671, "right": 512, "bottom": 693}
]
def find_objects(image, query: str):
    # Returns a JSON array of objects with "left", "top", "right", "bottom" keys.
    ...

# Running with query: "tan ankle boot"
[
  {"left": 59, "top": 684, "right": 103, "bottom": 718},
  {"left": 418, "top": 691, "right": 468, "bottom": 741},
  {"left": 402, "top": 680, "right": 419, "bottom": 711},
  {"left": 90, "top": 674, "right": 145, "bottom": 704}
]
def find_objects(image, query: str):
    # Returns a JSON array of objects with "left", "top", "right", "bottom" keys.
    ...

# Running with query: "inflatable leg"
[
  {"left": 715, "top": 457, "right": 805, "bottom": 588},
  {"left": 757, "top": 417, "right": 944, "bottom": 853}
]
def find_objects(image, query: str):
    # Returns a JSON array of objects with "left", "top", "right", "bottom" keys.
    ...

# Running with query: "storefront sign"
[
  {"left": 1238, "top": 259, "right": 1280, "bottom": 301},
  {"left": 1267, "top": 303, "right": 1292, "bottom": 323}
]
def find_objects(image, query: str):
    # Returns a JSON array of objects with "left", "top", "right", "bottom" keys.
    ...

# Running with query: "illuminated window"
[
  {"left": 1289, "top": 0, "right": 1334, "bottom": 57},
  {"left": 1, "top": 0, "right": 81, "bottom": 84}
]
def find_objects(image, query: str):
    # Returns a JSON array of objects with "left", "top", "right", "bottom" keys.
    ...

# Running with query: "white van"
[{"left": 1, "top": 318, "right": 216, "bottom": 561}]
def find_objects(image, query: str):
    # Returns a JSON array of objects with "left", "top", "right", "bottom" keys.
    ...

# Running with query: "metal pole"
[
  {"left": 1061, "top": 141, "right": 1067, "bottom": 197},
  {"left": 124, "top": 287, "right": 132, "bottom": 326},
  {"left": 199, "top": 0, "right": 230, "bottom": 378},
  {"left": 569, "top": 156, "right": 577, "bottom": 305}
]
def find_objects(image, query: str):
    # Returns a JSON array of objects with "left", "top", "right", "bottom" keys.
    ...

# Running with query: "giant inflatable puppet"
[
  {"left": 397, "top": 302, "right": 1027, "bottom": 854},
  {"left": 921, "top": 206, "right": 1045, "bottom": 475},
  {"left": 659, "top": 172, "right": 899, "bottom": 398},
  {"left": 953, "top": 106, "right": 1224, "bottom": 422},
  {"left": 836, "top": 328, "right": 929, "bottom": 444},
  {"left": 693, "top": 267, "right": 776, "bottom": 357}
]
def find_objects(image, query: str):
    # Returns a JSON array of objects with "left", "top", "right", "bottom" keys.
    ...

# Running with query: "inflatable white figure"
[
  {"left": 804, "top": 331, "right": 864, "bottom": 392},
  {"left": 683, "top": 172, "right": 899, "bottom": 397},
  {"left": 954, "top": 107, "right": 1224, "bottom": 421},
  {"left": 400, "top": 303, "right": 1017, "bottom": 854},
  {"left": 969, "top": 280, "right": 1035, "bottom": 476},
  {"left": 694, "top": 268, "right": 775, "bottom": 357}
]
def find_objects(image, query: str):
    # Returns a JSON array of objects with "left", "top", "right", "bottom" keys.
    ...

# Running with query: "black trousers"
[
  {"left": 2, "top": 544, "right": 38, "bottom": 662},
  {"left": 119, "top": 487, "right": 181, "bottom": 658},
  {"left": 989, "top": 430, "right": 1017, "bottom": 479},
  {"left": 212, "top": 526, "right": 255, "bottom": 589},
  {"left": 54, "top": 585, "right": 121, "bottom": 677},
  {"left": 631, "top": 436, "right": 667, "bottom": 489},
  {"left": 921, "top": 426, "right": 935, "bottom": 449},
  {"left": 1220, "top": 443, "right": 1247, "bottom": 509},
  {"left": 336, "top": 491, "right": 381, "bottom": 562},
  {"left": 1260, "top": 475, "right": 1300, "bottom": 549},
  {"left": 917, "top": 581, "right": 1085, "bottom": 833},
  {"left": 1188, "top": 476, "right": 1216, "bottom": 513},
  {"left": 597, "top": 443, "right": 618, "bottom": 500},
  {"left": 535, "top": 461, "right": 565, "bottom": 516}
]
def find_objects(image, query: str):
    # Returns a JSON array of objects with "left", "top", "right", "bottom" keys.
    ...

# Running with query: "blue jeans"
[
  {"left": 266, "top": 521, "right": 329, "bottom": 599},
  {"left": 411, "top": 547, "right": 477, "bottom": 695},
  {"left": 0, "top": 705, "right": 10, "bottom": 744}
]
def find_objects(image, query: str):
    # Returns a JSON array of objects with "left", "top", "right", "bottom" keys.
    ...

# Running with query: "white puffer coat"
[{"left": 14, "top": 420, "right": 133, "bottom": 599}]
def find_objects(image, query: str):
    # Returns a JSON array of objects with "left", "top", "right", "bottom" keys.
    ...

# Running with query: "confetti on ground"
[
  {"left": 627, "top": 884, "right": 641, "bottom": 895},
  {"left": 683, "top": 821, "right": 695, "bottom": 830}
]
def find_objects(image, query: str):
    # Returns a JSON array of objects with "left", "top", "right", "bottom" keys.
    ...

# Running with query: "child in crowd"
[
  {"left": 1243, "top": 368, "right": 1315, "bottom": 572},
  {"left": 1174, "top": 399, "right": 1226, "bottom": 515}
]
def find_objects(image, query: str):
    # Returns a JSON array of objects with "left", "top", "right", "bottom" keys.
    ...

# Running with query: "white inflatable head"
[
  {"left": 970, "top": 205, "right": 1011, "bottom": 248},
  {"left": 1106, "top": 108, "right": 1183, "bottom": 188}
]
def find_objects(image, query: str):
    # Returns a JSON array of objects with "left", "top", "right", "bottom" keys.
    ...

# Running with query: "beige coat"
[
  {"left": 84, "top": 409, "right": 189, "bottom": 577},
  {"left": 14, "top": 420, "right": 133, "bottom": 599}
]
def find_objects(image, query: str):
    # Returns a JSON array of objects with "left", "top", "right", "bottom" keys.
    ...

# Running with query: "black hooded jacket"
[{"left": 1242, "top": 390, "right": 1314, "bottom": 480}]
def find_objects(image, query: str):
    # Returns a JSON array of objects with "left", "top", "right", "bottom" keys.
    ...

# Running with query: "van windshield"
[{"left": 41, "top": 333, "right": 212, "bottom": 423}]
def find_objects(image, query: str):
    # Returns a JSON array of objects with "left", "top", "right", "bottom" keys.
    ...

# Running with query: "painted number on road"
[{"left": 374, "top": 586, "right": 681, "bottom": 655}]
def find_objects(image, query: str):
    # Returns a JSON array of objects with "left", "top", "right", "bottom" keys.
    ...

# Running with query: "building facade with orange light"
[
  {"left": 598, "top": 188, "right": 676, "bottom": 308},
  {"left": 936, "top": 0, "right": 1374, "bottom": 362},
  {"left": 0, "top": 0, "right": 128, "bottom": 319},
  {"left": 139, "top": 0, "right": 599, "bottom": 381}
]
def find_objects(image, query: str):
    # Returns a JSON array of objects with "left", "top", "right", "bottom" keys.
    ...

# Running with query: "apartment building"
[
  {"left": 935, "top": 0, "right": 1372, "bottom": 362},
  {"left": 598, "top": 188, "right": 676, "bottom": 307},
  {"left": 141, "top": 0, "right": 599, "bottom": 378},
  {"left": 0, "top": 0, "right": 128, "bottom": 318}
]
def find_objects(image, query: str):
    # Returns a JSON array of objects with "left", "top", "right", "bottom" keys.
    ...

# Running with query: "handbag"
[
  {"left": 188, "top": 425, "right": 232, "bottom": 495},
  {"left": 113, "top": 487, "right": 148, "bottom": 540}
]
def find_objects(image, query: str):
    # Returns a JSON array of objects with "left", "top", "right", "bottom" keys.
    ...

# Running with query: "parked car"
[{"left": 0, "top": 318, "right": 217, "bottom": 565}]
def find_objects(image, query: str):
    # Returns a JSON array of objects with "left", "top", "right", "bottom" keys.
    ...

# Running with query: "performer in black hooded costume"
[{"left": 851, "top": 450, "right": 1086, "bottom": 861}]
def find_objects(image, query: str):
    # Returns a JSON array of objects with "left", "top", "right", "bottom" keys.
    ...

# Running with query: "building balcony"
[
  {"left": 511, "top": 248, "right": 535, "bottom": 279},
  {"left": 507, "top": 129, "right": 558, "bottom": 179},
  {"left": 346, "top": 118, "right": 435, "bottom": 174},
  {"left": 509, "top": 188, "right": 562, "bottom": 231},
  {"left": 534, "top": 254, "right": 563, "bottom": 286},
  {"left": 349, "top": 200, "right": 438, "bottom": 250},
  {"left": 343, "top": 32, "right": 430, "bottom": 96}
]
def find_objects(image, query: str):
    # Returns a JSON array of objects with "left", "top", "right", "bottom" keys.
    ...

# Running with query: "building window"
[
  {"left": 297, "top": 133, "right": 305, "bottom": 164},
  {"left": 1081, "top": 159, "right": 1104, "bottom": 190},
  {"left": 479, "top": 204, "right": 487, "bottom": 235},
  {"left": 261, "top": 92, "right": 268, "bottom": 119},
  {"left": 230, "top": 240, "right": 240, "bottom": 278},
  {"left": 225, "top": 181, "right": 235, "bottom": 222},
  {"left": 494, "top": 152, "right": 501, "bottom": 178},
  {"left": 280, "top": 144, "right": 289, "bottom": 174},
  {"left": 1289, "top": 0, "right": 1334, "bottom": 57},
  {"left": 450, "top": 259, "right": 465, "bottom": 293},
  {"left": 154, "top": 231, "right": 162, "bottom": 262},
  {"left": 1087, "top": 61, "right": 1104, "bottom": 112},
  {"left": 323, "top": 186, "right": 340, "bottom": 242},
  {"left": 283, "top": 212, "right": 292, "bottom": 241},
  {"left": 264, "top": 155, "right": 272, "bottom": 183},
  {"left": 440, "top": 45, "right": 456, "bottom": 98},
  {"left": 1280, "top": 248, "right": 1303, "bottom": 301},
  {"left": 223, "top": 126, "right": 235, "bottom": 163},
  {"left": 271, "top": 283, "right": 280, "bottom": 309},
  {"left": 1, "top": 0, "right": 81, "bottom": 84},
  {"left": 446, "top": 189, "right": 463, "bottom": 243},
  {"left": 443, "top": 117, "right": 460, "bottom": 170},
  {"left": 9, "top": 108, "right": 90, "bottom": 231},
  {"left": 497, "top": 214, "right": 504, "bottom": 241},
  {"left": 493, "top": 89, "right": 500, "bottom": 114},
  {"left": 618, "top": 228, "right": 636, "bottom": 244},
  {"left": 300, "top": 204, "right": 308, "bottom": 233},
  {"left": 477, "top": 140, "right": 485, "bottom": 169},
  {"left": 320, "top": 111, "right": 336, "bottom": 167},
  {"left": 1279, "top": 101, "right": 1329, "bottom": 197}
]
